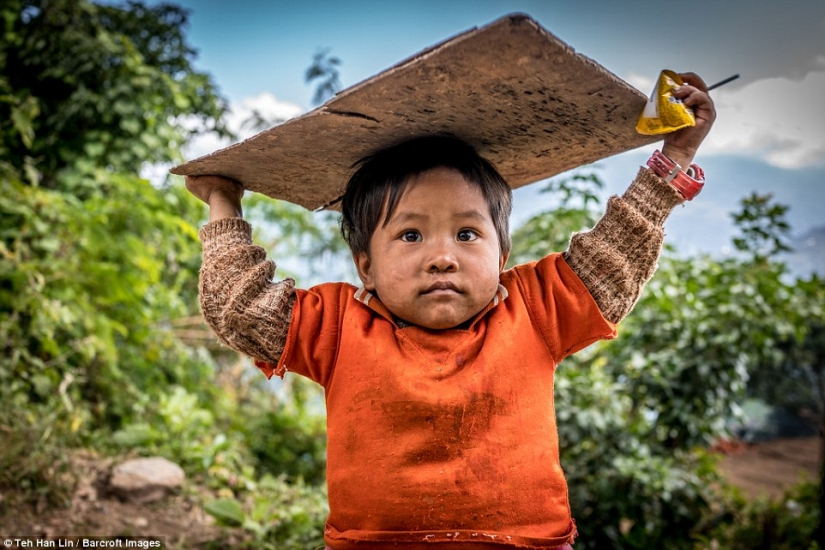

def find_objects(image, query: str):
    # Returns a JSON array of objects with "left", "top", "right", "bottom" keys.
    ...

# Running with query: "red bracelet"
[{"left": 646, "top": 149, "right": 705, "bottom": 201}]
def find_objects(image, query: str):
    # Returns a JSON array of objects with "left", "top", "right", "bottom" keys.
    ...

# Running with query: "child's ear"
[
  {"left": 499, "top": 251, "right": 510, "bottom": 272},
  {"left": 354, "top": 251, "right": 376, "bottom": 291}
]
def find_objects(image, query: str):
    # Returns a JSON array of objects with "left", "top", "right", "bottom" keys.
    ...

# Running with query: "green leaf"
[
  {"left": 112, "top": 424, "right": 158, "bottom": 447},
  {"left": 204, "top": 498, "right": 245, "bottom": 527},
  {"left": 10, "top": 96, "right": 39, "bottom": 150}
]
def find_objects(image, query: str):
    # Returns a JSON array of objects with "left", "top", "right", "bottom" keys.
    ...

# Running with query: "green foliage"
[
  {"left": 205, "top": 497, "right": 246, "bottom": 526},
  {"left": 556, "top": 352, "right": 720, "bottom": 549},
  {"left": 2, "top": 1, "right": 821, "bottom": 547},
  {"left": 605, "top": 251, "right": 793, "bottom": 450},
  {"left": 698, "top": 480, "right": 821, "bottom": 550},
  {"left": 0, "top": 4, "right": 333, "bottom": 550},
  {"left": 0, "top": 0, "right": 229, "bottom": 506},
  {"left": 732, "top": 192, "right": 793, "bottom": 262},
  {"left": 507, "top": 171, "right": 825, "bottom": 548},
  {"left": 0, "top": 172, "right": 214, "bottom": 428},
  {"left": 747, "top": 294, "right": 825, "bottom": 436},
  {"left": 508, "top": 169, "right": 603, "bottom": 266},
  {"left": 109, "top": 374, "right": 328, "bottom": 486},
  {"left": 110, "top": 385, "right": 257, "bottom": 489},
  {"left": 240, "top": 377, "right": 328, "bottom": 486},
  {"left": 0, "top": 0, "right": 228, "bottom": 188},
  {"left": 0, "top": 404, "right": 77, "bottom": 507},
  {"left": 205, "top": 475, "right": 328, "bottom": 550},
  {"left": 0, "top": 5, "right": 335, "bottom": 545}
]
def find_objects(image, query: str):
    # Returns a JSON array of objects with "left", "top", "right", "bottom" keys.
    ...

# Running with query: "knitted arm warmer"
[
  {"left": 198, "top": 217, "right": 294, "bottom": 363},
  {"left": 563, "top": 167, "right": 685, "bottom": 324}
]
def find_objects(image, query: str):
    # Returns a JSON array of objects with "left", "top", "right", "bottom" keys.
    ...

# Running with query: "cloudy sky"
[{"left": 172, "top": 0, "right": 824, "bottom": 260}]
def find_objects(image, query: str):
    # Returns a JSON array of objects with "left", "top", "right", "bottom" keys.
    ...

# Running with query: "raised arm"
[
  {"left": 564, "top": 72, "right": 716, "bottom": 324},
  {"left": 186, "top": 175, "right": 295, "bottom": 364},
  {"left": 563, "top": 168, "right": 682, "bottom": 323}
]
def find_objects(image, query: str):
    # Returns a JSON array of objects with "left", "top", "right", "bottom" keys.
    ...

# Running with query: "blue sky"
[{"left": 170, "top": 0, "right": 825, "bottom": 262}]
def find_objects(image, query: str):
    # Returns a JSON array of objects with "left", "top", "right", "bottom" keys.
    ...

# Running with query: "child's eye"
[
  {"left": 400, "top": 230, "right": 422, "bottom": 242},
  {"left": 457, "top": 229, "right": 478, "bottom": 242}
]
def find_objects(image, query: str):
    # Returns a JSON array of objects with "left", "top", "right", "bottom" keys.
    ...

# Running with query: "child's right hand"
[
  {"left": 185, "top": 175, "right": 245, "bottom": 222},
  {"left": 661, "top": 72, "right": 716, "bottom": 170},
  {"left": 185, "top": 175, "right": 244, "bottom": 204}
]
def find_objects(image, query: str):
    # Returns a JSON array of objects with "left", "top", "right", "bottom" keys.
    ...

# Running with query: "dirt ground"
[
  {"left": 0, "top": 452, "right": 242, "bottom": 549},
  {"left": 716, "top": 435, "right": 822, "bottom": 500},
  {"left": 0, "top": 437, "right": 821, "bottom": 547}
]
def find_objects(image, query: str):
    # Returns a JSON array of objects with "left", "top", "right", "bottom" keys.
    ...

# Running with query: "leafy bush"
[
  {"left": 239, "top": 376, "right": 327, "bottom": 486},
  {"left": 205, "top": 475, "right": 328, "bottom": 550},
  {"left": 0, "top": 0, "right": 227, "bottom": 504},
  {"left": 557, "top": 353, "right": 719, "bottom": 549},
  {"left": 0, "top": 403, "right": 78, "bottom": 507},
  {"left": 698, "top": 480, "right": 821, "bottom": 550},
  {"left": 513, "top": 172, "right": 824, "bottom": 548},
  {"left": 111, "top": 385, "right": 256, "bottom": 489}
]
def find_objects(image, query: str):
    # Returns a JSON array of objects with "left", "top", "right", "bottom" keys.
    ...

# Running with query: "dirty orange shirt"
[{"left": 261, "top": 253, "right": 616, "bottom": 549}]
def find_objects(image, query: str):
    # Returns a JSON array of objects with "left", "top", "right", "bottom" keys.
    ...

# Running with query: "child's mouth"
[{"left": 422, "top": 281, "right": 460, "bottom": 295}]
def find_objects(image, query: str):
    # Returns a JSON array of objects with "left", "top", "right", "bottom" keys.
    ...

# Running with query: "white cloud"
[
  {"left": 704, "top": 66, "right": 825, "bottom": 168},
  {"left": 142, "top": 93, "right": 304, "bottom": 185},
  {"left": 183, "top": 92, "right": 305, "bottom": 160},
  {"left": 625, "top": 72, "right": 654, "bottom": 96}
]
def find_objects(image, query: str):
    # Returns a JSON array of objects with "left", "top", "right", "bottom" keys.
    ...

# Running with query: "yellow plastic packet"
[{"left": 636, "top": 70, "right": 696, "bottom": 135}]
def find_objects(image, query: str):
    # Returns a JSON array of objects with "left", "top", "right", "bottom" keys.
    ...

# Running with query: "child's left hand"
[{"left": 662, "top": 72, "right": 716, "bottom": 169}]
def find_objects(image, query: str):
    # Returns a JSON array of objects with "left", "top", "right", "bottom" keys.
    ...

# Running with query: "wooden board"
[{"left": 170, "top": 14, "right": 658, "bottom": 210}]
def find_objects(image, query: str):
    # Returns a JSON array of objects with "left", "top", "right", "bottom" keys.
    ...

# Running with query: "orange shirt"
[{"left": 261, "top": 253, "right": 616, "bottom": 549}]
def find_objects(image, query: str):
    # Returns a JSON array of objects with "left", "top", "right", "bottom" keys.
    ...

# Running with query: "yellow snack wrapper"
[{"left": 636, "top": 70, "right": 696, "bottom": 135}]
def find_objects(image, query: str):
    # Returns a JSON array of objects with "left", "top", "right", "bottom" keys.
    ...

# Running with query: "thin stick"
[{"left": 708, "top": 74, "right": 740, "bottom": 91}]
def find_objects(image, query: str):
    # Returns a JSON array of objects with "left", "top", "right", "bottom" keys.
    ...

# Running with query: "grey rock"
[{"left": 109, "top": 457, "right": 184, "bottom": 503}]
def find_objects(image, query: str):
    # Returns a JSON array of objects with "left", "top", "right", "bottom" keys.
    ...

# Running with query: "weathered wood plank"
[{"left": 170, "top": 14, "right": 657, "bottom": 210}]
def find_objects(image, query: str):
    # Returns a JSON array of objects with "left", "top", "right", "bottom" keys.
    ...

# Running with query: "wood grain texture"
[{"left": 170, "top": 14, "right": 658, "bottom": 210}]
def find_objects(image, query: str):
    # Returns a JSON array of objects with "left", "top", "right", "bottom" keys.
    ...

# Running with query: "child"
[{"left": 187, "top": 72, "right": 715, "bottom": 549}]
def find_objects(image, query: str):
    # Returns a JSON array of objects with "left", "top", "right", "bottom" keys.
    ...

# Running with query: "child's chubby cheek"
[
  {"left": 355, "top": 168, "right": 509, "bottom": 329},
  {"left": 376, "top": 262, "right": 502, "bottom": 330}
]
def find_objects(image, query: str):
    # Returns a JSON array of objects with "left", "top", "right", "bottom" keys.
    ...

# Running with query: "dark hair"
[{"left": 340, "top": 135, "right": 512, "bottom": 257}]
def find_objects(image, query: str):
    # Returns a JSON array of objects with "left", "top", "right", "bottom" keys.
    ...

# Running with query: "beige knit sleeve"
[
  {"left": 563, "top": 167, "right": 685, "bottom": 324},
  {"left": 198, "top": 217, "right": 295, "bottom": 363}
]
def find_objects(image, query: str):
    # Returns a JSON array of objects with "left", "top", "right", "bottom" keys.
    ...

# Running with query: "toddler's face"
[{"left": 354, "top": 167, "right": 508, "bottom": 329}]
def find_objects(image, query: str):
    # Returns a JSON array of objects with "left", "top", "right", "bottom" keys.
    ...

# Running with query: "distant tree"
[
  {"left": 0, "top": 0, "right": 228, "bottom": 435},
  {"left": 509, "top": 174, "right": 823, "bottom": 548},
  {"left": 508, "top": 169, "right": 604, "bottom": 266},
  {"left": 1, "top": 0, "right": 229, "bottom": 188},
  {"left": 305, "top": 48, "right": 342, "bottom": 106},
  {"left": 731, "top": 192, "right": 793, "bottom": 263}
]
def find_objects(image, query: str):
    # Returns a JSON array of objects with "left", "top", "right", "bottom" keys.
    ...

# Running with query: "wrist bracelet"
[{"left": 646, "top": 149, "right": 705, "bottom": 201}]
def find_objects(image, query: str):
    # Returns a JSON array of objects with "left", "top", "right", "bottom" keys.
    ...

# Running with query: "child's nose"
[{"left": 426, "top": 241, "right": 458, "bottom": 273}]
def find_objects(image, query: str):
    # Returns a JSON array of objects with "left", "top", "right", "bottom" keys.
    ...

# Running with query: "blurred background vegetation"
[{"left": 0, "top": 0, "right": 822, "bottom": 548}]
